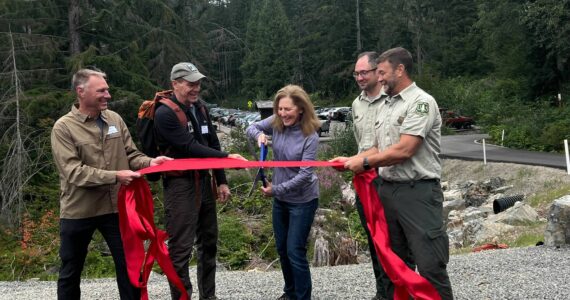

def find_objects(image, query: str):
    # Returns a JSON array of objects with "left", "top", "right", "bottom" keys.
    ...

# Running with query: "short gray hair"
[{"left": 71, "top": 68, "right": 106, "bottom": 91}]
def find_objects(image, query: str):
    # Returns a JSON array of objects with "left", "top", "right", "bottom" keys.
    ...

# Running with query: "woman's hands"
[{"left": 257, "top": 133, "right": 268, "bottom": 147}]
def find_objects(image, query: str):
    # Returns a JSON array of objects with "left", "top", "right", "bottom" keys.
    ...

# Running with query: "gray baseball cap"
[{"left": 170, "top": 62, "right": 206, "bottom": 82}]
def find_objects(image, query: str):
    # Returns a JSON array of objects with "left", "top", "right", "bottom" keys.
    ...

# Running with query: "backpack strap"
[{"left": 158, "top": 98, "right": 187, "bottom": 127}]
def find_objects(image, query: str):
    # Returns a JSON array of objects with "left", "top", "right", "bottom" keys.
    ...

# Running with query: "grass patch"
[{"left": 528, "top": 184, "right": 570, "bottom": 207}]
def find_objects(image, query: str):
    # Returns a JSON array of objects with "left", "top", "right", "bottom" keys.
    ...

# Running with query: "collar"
[
  {"left": 358, "top": 89, "right": 384, "bottom": 103},
  {"left": 384, "top": 82, "right": 417, "bottom": 104},
  {"left": 169, "top": 93, "right": 203, "bottom": 110},
  {"left": 71, "top": 103, "right": 107, "bottom": 123}
]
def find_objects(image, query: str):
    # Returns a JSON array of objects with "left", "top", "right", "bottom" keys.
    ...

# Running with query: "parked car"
[
  {"left": 318, "top": 118, "right": 331, "bottom": 136},
  {"left": 315, "top": 108, "right": 330, "bottom": 119},
  {"left": 328, "top": 107, "right": 351, "bottom": 122},
  {"left": 440, "top": 108, "right": 474, "bottom": 129}
]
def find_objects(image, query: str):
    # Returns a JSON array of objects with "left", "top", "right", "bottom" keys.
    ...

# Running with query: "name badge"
[
  {"left": 201, "top": 125, "right": 209, "bottom": 134},
  {"left": 107, "top": 125, "right": 118, "bottom": 135}
]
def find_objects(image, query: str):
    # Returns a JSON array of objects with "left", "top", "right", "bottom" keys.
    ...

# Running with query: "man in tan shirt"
[
  {"left": 51, "top": 68, "right": 170, "bottom": 300},
  {"left": 351, "top": 51, "right": 391, "bottom": 300}
]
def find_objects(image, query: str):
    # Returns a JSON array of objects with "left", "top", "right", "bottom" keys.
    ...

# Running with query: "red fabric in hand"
[
  {"left": 353, "top": 170, "right": 441, "bottom": 300},
  {"left": 118, "top": 179, "right": 189, "bottom": 300}
]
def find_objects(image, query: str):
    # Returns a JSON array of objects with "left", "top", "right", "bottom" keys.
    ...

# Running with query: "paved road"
[
  {"left": 219, "top": 124, "right": 567, "bottom": 170},
  {"left": 441, "top": 134, "right": 567, "bottom": 170}
]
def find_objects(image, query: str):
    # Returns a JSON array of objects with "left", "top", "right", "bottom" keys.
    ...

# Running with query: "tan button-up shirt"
[
  {"left": 375, "top": 83, "right": 442, "bottom": 181},
  {"left": 352, "top": 90, "right": 384, "bottom": 153},
  {"left": 51, "top": 104, "right": 151, "bottom": 219}
]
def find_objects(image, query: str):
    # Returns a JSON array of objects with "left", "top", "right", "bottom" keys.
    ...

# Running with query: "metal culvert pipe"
[{"left": 493, "top": 195, "right": 524, "bottom": 214}]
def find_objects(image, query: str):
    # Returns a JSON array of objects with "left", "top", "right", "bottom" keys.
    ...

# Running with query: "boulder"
[
  {"left": 489, "top": 201, "right": 539, "bottom": 225},
  {"left": 443, "top": 199, "right": 465, "bottom": 221},
  {"left": 544, "top": 195, "right": 570, "bottom": 247},
  {"left": 341, "top": 183, "right": 356, "bottom": 206},
  {"left": 443, "top": 189, "right": 463, "bottom": 202},
  {"left": 474, "top": 220, "right": 515, "bottom": 245}
]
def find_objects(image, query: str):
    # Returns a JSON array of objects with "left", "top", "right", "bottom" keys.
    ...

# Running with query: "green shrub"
[
  {"left": 218, "top": 214, "right": 254, "bottom": 270},
  {"left": 315, "top": 167, "right": 345, "bottom": 208}
]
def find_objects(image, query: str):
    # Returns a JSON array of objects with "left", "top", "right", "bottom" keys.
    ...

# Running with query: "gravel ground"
[{"left": 1, "top": 245, "right": 568, "bottom": 300}]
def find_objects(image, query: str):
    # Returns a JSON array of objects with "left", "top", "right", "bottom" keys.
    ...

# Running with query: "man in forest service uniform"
[
  {"left": 335, "top": 47, "right": 453, "bottom": 299},
  {"left": 350, "top": 51, "right": 391, "bottom": 300}
]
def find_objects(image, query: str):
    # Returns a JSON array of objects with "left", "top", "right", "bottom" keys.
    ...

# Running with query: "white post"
[
  {"left": 501, "top": 130, "right": 505, "bottom": 147},
  {"left": 483, "top": 138, "right": 487, "bottom": 165},
  {"left": 564, "top": 140, "right": 570, "bottom": 175}
]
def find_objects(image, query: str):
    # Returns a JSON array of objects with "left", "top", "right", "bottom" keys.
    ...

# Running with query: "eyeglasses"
[{"left": 352, "top": 68, "right": 377, "bottom": 78}]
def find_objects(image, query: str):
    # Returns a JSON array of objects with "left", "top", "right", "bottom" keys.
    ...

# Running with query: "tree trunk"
[
  {"left": 356, "top": 0, "right": 362, "bottom": 52},
  {"left": 68, "top": 0, "right": 81, "bottom": 56}
]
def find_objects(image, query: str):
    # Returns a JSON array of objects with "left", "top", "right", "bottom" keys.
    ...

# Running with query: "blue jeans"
[{"left": 273, "top": 198, "right": 318, "bottom": 300}]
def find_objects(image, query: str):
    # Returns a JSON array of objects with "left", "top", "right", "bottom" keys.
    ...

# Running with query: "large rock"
[
  {"left": 489, "top": 201, "right": 540, "bottom": 225},
  {"left": 444, "top": 189, "right": 463, "bottom": 202},
  {"left": 474, "top": 220, "right": 515, "bottom": 244},
  {"left": 341, "top": 183, "right": 356, "bottom": 206},
  {"left": 544, "top": 195, "right": 570, "bottom": 247}
]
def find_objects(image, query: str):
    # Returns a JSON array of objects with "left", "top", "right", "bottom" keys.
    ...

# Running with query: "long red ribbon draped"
[
  {"left": 353, "top": 171, "right": 441, "bottom": 300},
  {"left": 118, "top": 179, "right": 189, "bottom": 300},
  {"left": 118, "top": 157, "right": 440, "bottom": 300}
]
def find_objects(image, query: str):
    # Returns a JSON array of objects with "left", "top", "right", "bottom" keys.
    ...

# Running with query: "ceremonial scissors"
[{"left": 247, "top": 143, "right": 268, "bottom": 197}]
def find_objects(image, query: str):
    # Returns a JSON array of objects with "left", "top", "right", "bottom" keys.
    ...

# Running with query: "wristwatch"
[{"left": 362, "top": 157, "right": 371, "bottom": 170}]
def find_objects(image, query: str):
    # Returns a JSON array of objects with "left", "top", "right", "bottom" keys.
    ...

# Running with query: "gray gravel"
[{"left": 1, "top": 246, "right": 568, "bottom": 299}]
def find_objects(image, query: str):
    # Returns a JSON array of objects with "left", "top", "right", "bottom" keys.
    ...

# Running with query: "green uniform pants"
[{"left": 375, "top": 177, "right": 453, "bottom": 300}]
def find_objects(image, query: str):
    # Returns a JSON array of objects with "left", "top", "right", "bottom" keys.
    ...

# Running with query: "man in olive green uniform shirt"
[
  {"left": 51, "top": 69, "right": 170, "bottom": 300},
  {"left": 351, "top": 51, "right": 390, "bottom": 300},
  {"left": 335, "top": 47, "right": 453, "bottom": 299}
]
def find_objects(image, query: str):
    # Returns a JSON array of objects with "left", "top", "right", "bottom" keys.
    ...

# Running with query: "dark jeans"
[
  {"left": 376, "top": 178, "right": 453, "bottom": 300},
  {"left": 164, "top": 174, "right": 218, "bottom": 300},
  {"left": 58, "top": 213, "right": 140, "bottom": 300},
  {"left": 273, "top": 198, "right": 318, "bottom": 300}
]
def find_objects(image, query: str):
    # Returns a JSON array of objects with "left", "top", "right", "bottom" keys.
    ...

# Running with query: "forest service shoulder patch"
[{"left": 415, "top": 102, "right": 429, "bottom": 115}]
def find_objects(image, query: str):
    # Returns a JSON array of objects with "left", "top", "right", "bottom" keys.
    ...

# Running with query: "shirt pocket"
[
  {"left": 74, "top": 139, "right": 102, "bottom": 166},
  {"left": 392, "top": 114, "right": 405, "bottom": 127}
]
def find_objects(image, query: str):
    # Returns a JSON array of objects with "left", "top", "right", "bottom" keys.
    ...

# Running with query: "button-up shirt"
[
  {"left": 375, "top": 83, "right": 442, "bottom": 181},
  {"left": 51, "top": 104, "right": 151, "bottom": 219},
  {"left": 352, "top": 90, "right": 384, "bottom": 153}
]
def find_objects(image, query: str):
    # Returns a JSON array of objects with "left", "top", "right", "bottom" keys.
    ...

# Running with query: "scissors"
[{"left": 247, "top": 143, "right": 268, "bottom": 197}]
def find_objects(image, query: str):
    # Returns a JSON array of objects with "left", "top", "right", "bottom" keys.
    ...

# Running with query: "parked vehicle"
[
  {"left": 318, "top": 119, "right": 330, "bottom": 136},
  {"left": 328, "top": 107, "right": 351, "bottom": 122},
  {"left": 440, "top": 108, "right": 474, "bottom": 129},
  {"left": 316, "top": 107, "right": 333, "bottom": 120}
]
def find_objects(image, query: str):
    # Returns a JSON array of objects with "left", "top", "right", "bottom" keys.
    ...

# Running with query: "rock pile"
[{"left": 443, "top": 177, "right": 542, "bottom": 249}]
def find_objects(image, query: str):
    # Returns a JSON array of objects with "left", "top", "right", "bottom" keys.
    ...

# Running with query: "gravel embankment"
[{"left": 1, "top": 246, "right": 568, "bottom": 300}]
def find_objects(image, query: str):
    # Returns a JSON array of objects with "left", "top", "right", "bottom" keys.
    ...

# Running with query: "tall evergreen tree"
[{"left": 240, "top": 0, "right": 295, "bottom": 98}]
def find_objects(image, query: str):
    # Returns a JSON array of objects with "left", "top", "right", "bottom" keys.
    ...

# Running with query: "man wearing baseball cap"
[{"left": 153, "top": 62, "right": 246, "bottom": 300}]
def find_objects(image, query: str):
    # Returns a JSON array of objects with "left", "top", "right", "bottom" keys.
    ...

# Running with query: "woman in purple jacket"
[{"left": 246, "top": 84, "right": 321, "bottom": 300}]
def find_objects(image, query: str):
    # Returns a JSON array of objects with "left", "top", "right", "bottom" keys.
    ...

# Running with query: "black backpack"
[{"left": 136, "top": 91, "right": 187, "bottom": 181}]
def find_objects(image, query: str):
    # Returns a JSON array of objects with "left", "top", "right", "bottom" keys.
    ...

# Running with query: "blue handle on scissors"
[{"left": 259, "top": 144, "right": 268, "bottom": 187}]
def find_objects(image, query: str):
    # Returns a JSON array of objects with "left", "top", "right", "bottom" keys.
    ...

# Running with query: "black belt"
[{"left": 378, "top": 177, "right": 439, "bottom": 187}]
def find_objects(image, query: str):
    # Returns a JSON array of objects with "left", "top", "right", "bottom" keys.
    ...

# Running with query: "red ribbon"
[
  {"left": 353, "top": 170, "right": 441, "bottom": 300},
  {"left": 138, "top": 157, "right": 343, "bottom": 175},
  {"left": 118, "top": 179, "right": 189, "bottom": 300},
  {"left": 118, "top": 158, "right": 440, "bottom": 300}
]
